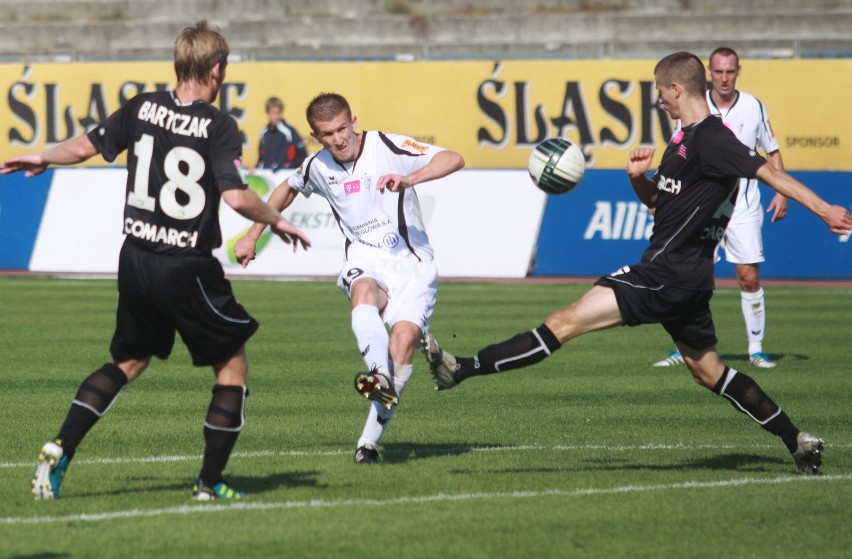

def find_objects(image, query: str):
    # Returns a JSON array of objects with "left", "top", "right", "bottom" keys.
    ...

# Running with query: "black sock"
[
  {"left": 764, "top": 412, "right": 801, "bottom": 454},
  {"left": 455, "top": 324, "right": 561, "bottom": 382},
  {"left": 712, "top": 367, "right": 800, "bottom": 453},
  {"left": 57, "top": 363, "right": 128, "bottom": 461},
  {"left": 198, "top": 385, "right": 247, "bottom": 486}
]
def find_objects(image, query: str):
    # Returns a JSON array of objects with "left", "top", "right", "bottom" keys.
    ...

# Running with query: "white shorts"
[
  {"left": 732, "top": 179, "right": 763, "bottom": 223},
  {"left": 718, "top": 215, "right": 765, "bottom": 265},
  {"left": 337, "top": 253, "right": 438, "bottom": 331}
]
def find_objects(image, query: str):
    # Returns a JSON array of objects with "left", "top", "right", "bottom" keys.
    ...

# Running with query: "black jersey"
[
  {"left": 641, "top": 115, "right": 766, "bottom": 290},
  {"left": 87, "top": 90, "right": 247, "bottom": 256}
]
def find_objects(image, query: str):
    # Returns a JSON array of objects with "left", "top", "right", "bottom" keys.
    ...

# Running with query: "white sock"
[
  {"left": 392, "top": 363, "right": 413, "bottom": 394},
  {"left": 741, "top": 288, "right": 765, "bottom": 355},
  {"left": 357, "top": 363, "right": 413, "bottom": 448},
  {"left": 351, "top": 304, "right": 391, "bottom": 376}
]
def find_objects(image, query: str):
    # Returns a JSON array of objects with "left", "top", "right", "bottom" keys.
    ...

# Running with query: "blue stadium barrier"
[
  {"left": 0, "top": 170, "right": 53, "bottom": 270},
  {"left": 532, "top": 170, "right": 852, "bottom": 280},
  {"left": 2, "top": 168, "right": 850, "bottom": 279}
]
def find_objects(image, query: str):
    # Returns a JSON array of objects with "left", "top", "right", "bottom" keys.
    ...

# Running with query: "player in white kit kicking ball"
[
  {"left": 654, "top": 46, "right": 787, "bottom": 369},
  {"left": 235, "top": 92, "right": 465, "bottom": 463}
]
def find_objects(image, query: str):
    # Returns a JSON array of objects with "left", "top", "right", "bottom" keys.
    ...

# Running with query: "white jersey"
[
  {"left": 707, "top": 89, "right": 779, "bottom": 224},
  {"left": 289, "top": 131, "right": 443, "bottom": 262}
]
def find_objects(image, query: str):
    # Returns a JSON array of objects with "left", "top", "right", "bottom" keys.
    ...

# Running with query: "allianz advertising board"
[{"left": 533, "top": 170, "right": 851, "bottom": 280}]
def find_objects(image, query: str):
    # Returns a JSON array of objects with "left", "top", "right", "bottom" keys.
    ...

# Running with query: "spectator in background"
[{"left": 256, "top": 96, "right": 308, "bottom": 171}]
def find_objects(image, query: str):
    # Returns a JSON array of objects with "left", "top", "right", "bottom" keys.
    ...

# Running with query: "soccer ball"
[{"left": 527, "top": 138, "right": 585, "bottom": 195}]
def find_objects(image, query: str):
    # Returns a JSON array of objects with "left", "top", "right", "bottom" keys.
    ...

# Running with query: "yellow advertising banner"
[{"left": 1, "top": 59, "right": 849, "bottom": 170}]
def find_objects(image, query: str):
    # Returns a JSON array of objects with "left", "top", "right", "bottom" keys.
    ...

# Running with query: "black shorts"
[
  {"left": 110, "top": 241, "right": 259, "bottom": 366},
  {"left": 595, "top": 265, "right": 717, "bottom": 350}
]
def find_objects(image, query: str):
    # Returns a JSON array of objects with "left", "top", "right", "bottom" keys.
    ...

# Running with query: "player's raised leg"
[
  {"left": 351, "top": 303, "right": 398, "bottom": 409},
  {"left": 423, "top": 286, "right": 622, "bottom": 389},
  {"left": 348, "top": 277, "right": 398, "bottom": 409},
  {"left": 355, "top": 320, "right": 420, "bottom": 463},
  {"left": 355, "top": 361, "right": 414, "bottom": 463}
]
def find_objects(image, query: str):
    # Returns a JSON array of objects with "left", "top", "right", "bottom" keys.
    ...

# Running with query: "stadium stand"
[{"left": 0, "top": 0, "right": 849, "bottom": 61}]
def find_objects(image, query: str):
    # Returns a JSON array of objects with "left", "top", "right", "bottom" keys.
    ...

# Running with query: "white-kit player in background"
[
  {"left": 654, "top": 46, "right": 787, "bottom": 369},
  {"left": 235, "top": 92, "right": 465, "bottom": 463}
]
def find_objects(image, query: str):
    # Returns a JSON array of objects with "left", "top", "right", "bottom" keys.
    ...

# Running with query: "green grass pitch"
[{"left": 0, "top": 276, "right": 849, "bottom": 558}]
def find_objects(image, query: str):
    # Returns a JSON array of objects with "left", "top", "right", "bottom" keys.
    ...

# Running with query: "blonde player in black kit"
[
  {"left": 1, "top": 22, "right": 311, "bottom": 501},
  {"left": 422, "top": 52, "right": 852, "bottom": 476}
]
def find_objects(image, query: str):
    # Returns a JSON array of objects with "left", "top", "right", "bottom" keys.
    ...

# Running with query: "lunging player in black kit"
[
  {"left": 2, "top": 22, "right": 311, "bottom": 500},
  {"left": 422, "top": 52, "right": 852, "bottom": 475}
]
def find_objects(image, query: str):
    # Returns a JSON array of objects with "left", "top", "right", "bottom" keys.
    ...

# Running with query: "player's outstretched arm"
[
  {"left": 224, "top": 187, "right": 310, "bottom": 261},
  {"left": 378, "top": 150, "right": 465, "bottom": 192},
  {"left": 756, "top": 163, "right": 852, "bottom": 235},
  {"left": 232, "top": 179, "right": 304, "bottom": 267},
  {"left": 626, "top": 147, "right": 658, "bottom": 208},
  {"left": 1, "top": 135, "right": 99, "bottom": 177}
]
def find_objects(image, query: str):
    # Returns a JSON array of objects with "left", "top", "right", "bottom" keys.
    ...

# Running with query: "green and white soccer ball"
[{"left": 527, "top": 138, "right": 586, "bottom": 195}]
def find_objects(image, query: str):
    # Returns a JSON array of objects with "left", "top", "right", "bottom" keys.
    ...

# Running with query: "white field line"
[
  {"left": 2, "top": 474, "right": 850, "bottom": 525},
  {"left": 2, "top": 442, "right": 851, "bottom": 470}
]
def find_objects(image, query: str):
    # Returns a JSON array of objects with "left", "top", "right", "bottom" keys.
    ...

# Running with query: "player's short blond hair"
[
  {"left": 654, "top": 51, "right": 706, "bottom": 97},
  {"left": 173, "top": 21, "right": 229, "bottom": 85},
  {"left": 306, "top": 92, "right": 352, "bottom": 132}
]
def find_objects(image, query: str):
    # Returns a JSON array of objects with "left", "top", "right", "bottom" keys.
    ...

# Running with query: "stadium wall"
[
  {"left": 2, "top": 59, "right": 849, "bottom": 278},
  {"left": 1, "top": 168, "right": 849, "bottom": 280},
  {"left": 532, "top": 170, "right": 852, "bottom": 280},
  {"left": 0, "top": 169, "right": 546, "bottom": 279},
  {"left": 2, "top": 59, "right": 850, "bottom": 171}
]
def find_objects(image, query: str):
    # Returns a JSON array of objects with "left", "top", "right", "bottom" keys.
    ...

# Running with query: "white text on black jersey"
[
  {"left": 137, "top": 101, "right": 211, "bottom": 138},
  {"left": 657, "top": 175, "right": 682, "bottom": 194}
]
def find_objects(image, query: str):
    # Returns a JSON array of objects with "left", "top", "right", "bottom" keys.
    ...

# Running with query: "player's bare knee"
[
  {"left": 690, "top": 370, "right": 714, "bottom": 388},
  {"left": 115, "top": 358, "right": 150, "bottom": 382},
  {"left": 349, "top": 279, "right": 370, "bottom": 298},
  {"left": 543, "top": 304, "right": 583, "bottom": 341},
  {"left": 389, "top": 324, "right": 420, "bottom": 361},
  {"left": 739, "top": 279, "right": 761, "bottom": 292},
  {"left": 392, "top": 329, "right": 417, "bottom": 350},
  {"left": 735, "top": 265, "right": 760, "bottom": 291},
  {"left": 350, "top": 278, "right": 385, "bottom": 308},
  {"left": 686, "top": 362, "right": 725, "bottom": 389}
]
